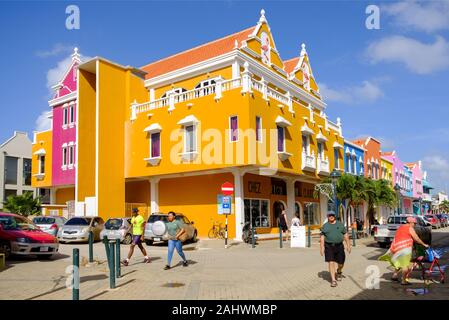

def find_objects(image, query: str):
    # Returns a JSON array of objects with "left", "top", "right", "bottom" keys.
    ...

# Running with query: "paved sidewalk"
[{"left": 0, "top": 230, "right": 448, "bottom": 300}]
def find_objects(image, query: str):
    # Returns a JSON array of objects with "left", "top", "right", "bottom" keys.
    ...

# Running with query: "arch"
[{"left": 273, "top": 200, "right": 286, "bottom": 227}]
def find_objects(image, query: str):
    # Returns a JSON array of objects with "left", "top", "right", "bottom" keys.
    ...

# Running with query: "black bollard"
[
  {"left": 351, "top": 227, "right": 356, "bottom": 247},
  {"left": 251, "top": 225, "right": 255, "bottom": 248},
  {"left": 115, "top": 238, "right": 121, "bottom": 278},
  {"left": 109, "top": 242, "right": 116, "bottom": 289},
  {"left": 103, "top": 235, "right": 110, "bottom": 265},
  {"left": 72, "top": 248, "right": 79, "bottom": 300},
  {"left": 88, "top": 231, "right": 94, "bottom": 263}
]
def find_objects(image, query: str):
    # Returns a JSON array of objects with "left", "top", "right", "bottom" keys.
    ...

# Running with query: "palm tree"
[
  {"left": 364, "top": 178, "right": 397, "bottom": 233},
  {"left": 3, "top": 192, "right": 41, "bottom": 217},
  {"left": 440, "top": 200, "right": 449, "bottom": 213}
]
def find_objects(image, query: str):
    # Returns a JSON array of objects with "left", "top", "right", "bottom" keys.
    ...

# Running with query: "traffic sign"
[{"left": 221, "top": 182, "right": 234, "bottom": 196}]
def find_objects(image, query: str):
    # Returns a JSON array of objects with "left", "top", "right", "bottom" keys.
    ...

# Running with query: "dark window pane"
[
  {"left": 5, "top": 156, "right": 18, "bottom": 185},
  {"left": 23, "top": 158, "right": 31, "bottom": 185},
  {"left": 4, "top": 189, "right": 17, "bottom": 201}
]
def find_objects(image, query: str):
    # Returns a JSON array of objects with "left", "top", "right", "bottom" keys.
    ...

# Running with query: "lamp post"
[
  {"left": 418, "top": 197, "right": 422, "bottom": 216},
  {"left": 394, "top": 183, "right": 401, "bottom": 215}
]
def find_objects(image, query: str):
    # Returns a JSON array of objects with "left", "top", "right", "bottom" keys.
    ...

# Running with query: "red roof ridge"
[{"left": 140, "top": 26, "right": 255, "bottom": 70}]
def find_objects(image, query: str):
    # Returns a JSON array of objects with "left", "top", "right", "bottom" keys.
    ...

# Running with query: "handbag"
[{"left": 178, "top": 228, "right": 189, "bottom": 242}]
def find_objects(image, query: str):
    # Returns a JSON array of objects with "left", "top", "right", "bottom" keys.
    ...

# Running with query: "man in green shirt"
[
  {"left": 320, "top": 211, "right": 351, "bottom": 287},
  {"left": 123, "top": 208, "right": 150, "bottom": 266}
]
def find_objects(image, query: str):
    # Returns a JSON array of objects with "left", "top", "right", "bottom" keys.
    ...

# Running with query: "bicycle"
[{"left": 208, "top": 220, "right": 226, "bottom": 239}]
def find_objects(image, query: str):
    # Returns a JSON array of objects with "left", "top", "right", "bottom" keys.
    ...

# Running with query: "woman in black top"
[{"left": 279, "top": 209, "right": 289, "bottom": 241}]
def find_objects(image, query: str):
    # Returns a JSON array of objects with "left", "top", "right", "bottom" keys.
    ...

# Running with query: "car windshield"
[
  {"left": 148, "top": 215, "right": 168, "bottom": 223},
  {"left": 105, "top": 219, "right": 123, "bottom": 230},
  {"left": 65, "top": 218, "right": 91, "bottom": 226},
  {"left": 33, "top": 217, "right": 56, "bottom": 225},
  {"left": 0, "top": 215, "right": 39, "bottom": 231},
  {"left": 387, "top": 216, "right": 407, "bottom": 224}
]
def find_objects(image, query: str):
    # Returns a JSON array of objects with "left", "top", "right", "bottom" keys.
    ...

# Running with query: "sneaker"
[
  {"left": 122, "top": 259, "right": 129, "bottom": 266},
  {"left": 164, "top": 265, "right": 171, "bottom": 270},
  {"left": 144, "top": 257, "right": 151, "bottom": 264},
  {"left": 183, "top": 261, "right": 188, "bottom": 267}
]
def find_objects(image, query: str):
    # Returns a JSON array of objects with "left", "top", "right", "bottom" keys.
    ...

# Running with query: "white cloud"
[
  {"left": 35, "top": 111, "right": 52, "bottom": 132},
  {"left": 36, "top": 43, "right": 73, "bottom": 58},
  {"left": 319, "top": 81, "right": 384, "bottom": 104},
  {"left": 366, "top": 35, "right": 449, "bottom": 74},
  {"left": 383, "top": 1, "right": 449, "bottom": 33},
  {"left": 46, "top": 55, "right": 73, "bottom": 91},
  {"left": 422, "top": 155, "right": 449, "bottom": 192}
]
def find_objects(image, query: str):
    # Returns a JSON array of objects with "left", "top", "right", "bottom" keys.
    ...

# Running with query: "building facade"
[
  {"left": 0, "top": 131, "right": 34, "bottom": 209},
  {"left": 32, "top": 11, "right": 345, "bottom": 239},
  {"left": 343, "top": 140, "right": 364, "bottom": 176},
  {"left": 31, "top": 49, "right": 80, "bottom": 216}
]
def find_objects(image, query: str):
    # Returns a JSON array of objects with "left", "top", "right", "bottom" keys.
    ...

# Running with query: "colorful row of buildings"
[{"left": 30, "top": 10, "right": 435, "bottom": 239}]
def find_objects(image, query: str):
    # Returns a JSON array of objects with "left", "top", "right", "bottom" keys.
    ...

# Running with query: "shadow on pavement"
[
  {"left": 85, "top": 278, "right": 137, "bottom": 300},
  {"left": 6, "top": 252, "right": 70, "bottom": 267}
]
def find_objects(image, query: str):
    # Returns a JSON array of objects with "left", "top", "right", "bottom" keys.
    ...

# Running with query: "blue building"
[{"left": 343, "top": 140, "right": 365, "bottom": 176}]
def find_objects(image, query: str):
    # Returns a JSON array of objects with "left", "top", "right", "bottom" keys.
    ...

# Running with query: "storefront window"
[
  {"left": 303, "top": 202, "right": 320, "bottom": 225},
  {"left": 244, "top": 199, "right": 270, "bottom": 228}
]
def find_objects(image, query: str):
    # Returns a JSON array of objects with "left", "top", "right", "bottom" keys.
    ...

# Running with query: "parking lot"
[{"left": 1, "top": 228, "right": 448, "bottom": 300}]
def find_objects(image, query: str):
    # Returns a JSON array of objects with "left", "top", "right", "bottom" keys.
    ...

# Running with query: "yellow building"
[{"left": 34, "top": 10, "right": 345, "bottom": 239}]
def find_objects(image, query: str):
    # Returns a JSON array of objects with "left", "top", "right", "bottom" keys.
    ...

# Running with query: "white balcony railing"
[
  {"left": 302, "top": 151, "right": 316, "bottom": 172},
  {"left": 317, "top": 157, "right": 330, "bottom": 175}
]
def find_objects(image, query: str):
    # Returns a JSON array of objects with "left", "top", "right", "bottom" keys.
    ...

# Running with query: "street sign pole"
[{"left": 225, "top": 214, "right": 228, "bottom": 249}]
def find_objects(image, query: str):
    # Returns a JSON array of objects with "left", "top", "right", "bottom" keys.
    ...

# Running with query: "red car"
[{"left": 0, "top": 212, "right": 59, "bottom": 259}]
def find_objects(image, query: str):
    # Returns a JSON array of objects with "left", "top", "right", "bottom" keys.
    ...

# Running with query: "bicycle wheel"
[
  {"left": 218, "top": 225, "right": 226, "bottom": 239},
  {"left": 208, "top": 228, "right": 217, "bottom": 239}
]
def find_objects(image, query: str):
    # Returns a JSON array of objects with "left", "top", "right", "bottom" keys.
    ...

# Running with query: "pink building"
[
  {"left": 41, "top": 48, "right": 80, "bottom": 206},
  {"left": 405, "top": 161, "right": 424, "bottom": 214}
]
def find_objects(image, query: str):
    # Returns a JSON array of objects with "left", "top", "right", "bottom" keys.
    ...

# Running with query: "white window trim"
[
  {"left": 180, "top": 124, "right": 199, "bottom": 161},
  {"left": 62, "top": 105, "right": 69, "bottom": 127},
  {"left": 229, "top": 115, "right": 239, "bottom": 143}
]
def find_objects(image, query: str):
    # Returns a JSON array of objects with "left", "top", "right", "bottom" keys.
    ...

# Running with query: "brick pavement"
[{"left": 0, "top": 229, "right": 448, "bottom": 300}]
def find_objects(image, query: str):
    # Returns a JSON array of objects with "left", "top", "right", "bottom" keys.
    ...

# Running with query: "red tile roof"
[
  {"left": 284, "top": 57, "right": 299, "bottom": 74},
  {"left": 141, "top": 26, "right": 256, "bottom": 79},
  {"left": 381, "top": 151, "right": 395, "bottom": 156}
]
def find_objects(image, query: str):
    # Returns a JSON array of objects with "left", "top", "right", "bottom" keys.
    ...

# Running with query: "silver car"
[
  {"left": 144, "top": 213, "right": 197, "bottom": 245},
  {"left": 100, "top": 218, "right": 132, "bottom": 244},
  {"left": 32, "top": 216, "right": 67, "bottom": 237},
  {"left": 58, "top": 217, "right": 105, "bottom": 243}
]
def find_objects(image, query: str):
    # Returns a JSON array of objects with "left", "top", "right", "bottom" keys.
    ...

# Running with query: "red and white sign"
[{"left": 221, "top": 182, "right": 234, "bottom": 196}]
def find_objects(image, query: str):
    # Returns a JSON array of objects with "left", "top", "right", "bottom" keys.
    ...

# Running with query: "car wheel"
[
  {"left": 191, "top": 231, "right": 198, "bottom": 243},
  {"left": 38, "top": 254, "right": 53, "bottom": 260},
  {"left": 123, "top": 234, "right": 132, "bottom": 245},
  {"left": 145, "top": 240, "right": 153, "bottom": 246},
  {"left": 0, "top": 242, "right": 11, "bottom": 259}
]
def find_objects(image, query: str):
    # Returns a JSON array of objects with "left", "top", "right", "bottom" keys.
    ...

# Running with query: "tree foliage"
[{"left": 3, "top": 192, "right": 41, "bottom": 217}]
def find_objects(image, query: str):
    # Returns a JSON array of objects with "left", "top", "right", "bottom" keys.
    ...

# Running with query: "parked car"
[
  {"left": 424, "top": 215, "right": 441, "bottom": 229},
  {"left": 435, "top": 214, "right": 448, "bottom": 228},
  {"left": 32, "top": 216, "right": 67, "bottom": 237},
  {"left": 374, "top": 215, "right": 432, "bottom": 248},
  {"left": 0, "top": 212, "right": 59, "bottom": 259},
  {"left": 100, "top": 218, "right": 132, "bottom": 244},
  {"left": 144, "top": 213, "right": 197, "bottom": 245},
  {"left": 58, "top": 217, "right": 105, "bottom": 243}
]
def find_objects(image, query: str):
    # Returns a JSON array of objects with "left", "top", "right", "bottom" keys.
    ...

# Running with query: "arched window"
[{"left": 161, "top": 88, "right": 187, "bottom": 99}]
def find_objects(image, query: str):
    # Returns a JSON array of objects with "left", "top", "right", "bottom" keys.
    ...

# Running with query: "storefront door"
[{"left": 244, "top": 199, "right": 270, "bottom": 228}]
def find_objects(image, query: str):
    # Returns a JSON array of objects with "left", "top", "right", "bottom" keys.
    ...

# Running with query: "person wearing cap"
[
  {"left": 123, "top": 208, "right": 150, "bottom": 266},
  {"left": 320, "top": 211, "right": 351, "bottom": 287},
  {"left": 379, "top": 216, "right": 429, "bottom": 285}
]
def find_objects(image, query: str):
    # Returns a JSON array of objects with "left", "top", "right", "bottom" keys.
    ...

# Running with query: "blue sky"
[{"left": 0, "top": 0, "right": 448, "bottom": 192}]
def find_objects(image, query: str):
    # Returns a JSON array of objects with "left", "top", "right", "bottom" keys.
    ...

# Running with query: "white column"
[
  {"left": 233, "top": 169, "right": 244, "bottom": 241},
  {"left": 150, "top": 178, "right": 160, "bottom": 214},
  {"left": 232, "top": 61, "right": 240, "bottom": 79},
  {"left": 286, "top": 178, "right": 295, "bottom": 223},
  {"left": 50, "top": 188, "right": 58, "bottom": 204}
]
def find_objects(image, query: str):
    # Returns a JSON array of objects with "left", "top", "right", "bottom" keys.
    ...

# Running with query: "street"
[{"left": 0, "top": 229, "right": 448, "bottom": 300}]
